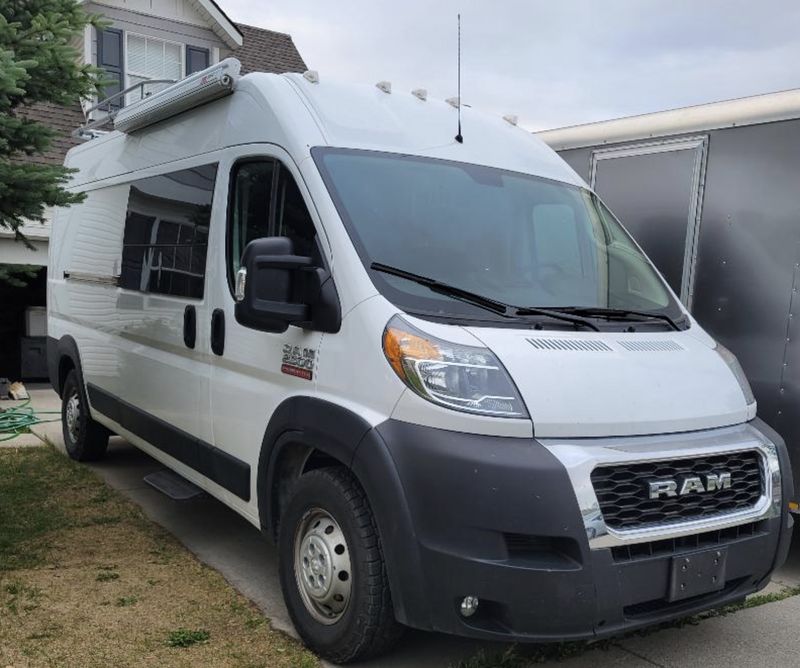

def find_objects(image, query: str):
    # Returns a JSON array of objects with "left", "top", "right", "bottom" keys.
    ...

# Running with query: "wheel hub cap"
[
  {"left": 65, "top": 393, "right": 80, "bottom": 443},
  {"left": 294, "top": 508, "right": 352, "bottom": 624}
]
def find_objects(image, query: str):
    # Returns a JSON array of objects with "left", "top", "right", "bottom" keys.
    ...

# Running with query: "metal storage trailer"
[{"left": 539, "top": 90, "right": 800, "bottom": 501}]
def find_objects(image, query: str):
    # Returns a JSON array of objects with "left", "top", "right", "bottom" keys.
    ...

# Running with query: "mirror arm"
[
  {"left": 253, "top": 298, "right": 309, "bottom": 321},
  {"left": 255, "top": 254, "right": 314, "bottom": 270}
]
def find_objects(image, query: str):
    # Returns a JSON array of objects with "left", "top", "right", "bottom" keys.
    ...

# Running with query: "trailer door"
[{"left": 590, "top": 137, "right": 707, "bottom": 306}]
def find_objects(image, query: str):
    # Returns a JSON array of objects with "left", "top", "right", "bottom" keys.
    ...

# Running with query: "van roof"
[
  {"left": 537, "top": 87, "right": 800, "bottom": 151},
  {"left": 65, "top": 72, "right": 583, "bottom": 188}
]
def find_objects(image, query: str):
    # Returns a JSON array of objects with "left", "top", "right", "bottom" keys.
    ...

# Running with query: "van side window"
[
  {"left": 227, "top": 159, "right": 320, "bottom": 293},
  {"left": 229, "top": 160, "right": 275, "bottom": 278},
  {"left": 120, "top": 163, "right": 218, "bottom": 299}
]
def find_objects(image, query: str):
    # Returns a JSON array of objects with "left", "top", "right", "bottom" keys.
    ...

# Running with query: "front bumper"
[{"left": 351, "top": 417, "right": 794, "bottom": 642}]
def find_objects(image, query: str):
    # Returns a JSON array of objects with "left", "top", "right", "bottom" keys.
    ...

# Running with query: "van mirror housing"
[{"left": 234, "top": 237, "right": 341, "bottom": 334}]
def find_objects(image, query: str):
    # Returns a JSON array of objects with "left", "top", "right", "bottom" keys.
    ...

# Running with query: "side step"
[{"left": 144, "top": 470, "right": 203, "bottom": 501}]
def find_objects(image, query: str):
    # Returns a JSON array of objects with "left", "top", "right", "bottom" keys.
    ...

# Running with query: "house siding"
[{"left": 84, "top": 2, "right": 227, "bottom": 55}]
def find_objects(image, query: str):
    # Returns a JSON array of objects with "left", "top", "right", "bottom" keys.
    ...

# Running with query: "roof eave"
[{"left": 188, "top": 0, "right": 243, "bottom": 49}]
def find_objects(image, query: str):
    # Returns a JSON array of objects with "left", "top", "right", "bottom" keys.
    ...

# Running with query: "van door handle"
[
  {"left": 183, "top": 305, "right": 196, "bottom": 349},
  {"left": 211, "top": 308, "right": 225, "bottom": 356}
]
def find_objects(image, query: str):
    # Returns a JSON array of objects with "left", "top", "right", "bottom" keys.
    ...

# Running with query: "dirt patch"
[{"left": 0, "top": 446, "right": 318, "bottom": 668}]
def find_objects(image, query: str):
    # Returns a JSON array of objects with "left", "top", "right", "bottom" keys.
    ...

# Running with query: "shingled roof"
[
  {"left": 234, "top": 23, "right": 307, "bottom": 75},
  {"left": 19, "top": 23, "right": 306, "bottom": 168},
  {"left": 18, "top": 102, "right": 86, "bottom": 167}
]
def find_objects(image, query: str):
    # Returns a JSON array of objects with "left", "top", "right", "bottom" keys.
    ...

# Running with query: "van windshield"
[{"left": 313, "top": 148, "right": 684, "bottom": 326}]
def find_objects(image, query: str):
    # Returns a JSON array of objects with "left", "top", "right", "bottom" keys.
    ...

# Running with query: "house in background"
[{"left": 0, "top": 0, "right": 306, "bottom": 382}]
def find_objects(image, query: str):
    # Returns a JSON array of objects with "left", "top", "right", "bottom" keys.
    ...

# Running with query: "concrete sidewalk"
[
  {"left": 0, "top": 383, "right": 61, "bottom": 447},
  {"left": 20, "top": 386, "right": 800, "bottom": 667}
]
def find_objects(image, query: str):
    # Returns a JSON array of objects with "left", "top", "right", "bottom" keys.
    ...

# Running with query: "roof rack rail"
[{"left": 74, "top": 58, "right": 242, "bottom": 140}]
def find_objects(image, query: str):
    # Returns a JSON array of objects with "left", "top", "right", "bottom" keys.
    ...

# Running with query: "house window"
[
  {"left": 126, "top": 33, "right": 183, "bottom": 104},
  {"left": 186, "top": 46, "right": 210, "bottom": 75}
]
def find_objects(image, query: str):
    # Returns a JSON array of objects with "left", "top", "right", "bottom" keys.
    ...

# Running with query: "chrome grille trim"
[
  {"left": 591, "top": 450, "right": 763, "bottom": 529},
  {"left": 539, "top": 423, "right": 781, "bottom": 549}
]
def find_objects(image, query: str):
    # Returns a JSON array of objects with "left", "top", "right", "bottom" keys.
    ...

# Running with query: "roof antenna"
[{"left": 455, "top": 13, "right": 463, "bottom": 144}]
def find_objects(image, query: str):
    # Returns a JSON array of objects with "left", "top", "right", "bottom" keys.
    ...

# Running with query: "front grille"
[
  {"left": 611, "top": 521, "right": 766, "bottom": 563},
  {"left": 591, "top": 451, "right": 764, "bottom": 531}
]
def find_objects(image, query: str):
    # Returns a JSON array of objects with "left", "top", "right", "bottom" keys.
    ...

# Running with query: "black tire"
[
  {"left": 278, "top": 467, "right": 404, "bottom": 664},
  {"left": 61, "top": 369, "right": 109, "bottom": 462}
]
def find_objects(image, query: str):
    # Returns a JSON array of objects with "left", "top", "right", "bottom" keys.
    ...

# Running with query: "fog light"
[{"left": 460, "top": 595, "right": 479, "bottom": 617}]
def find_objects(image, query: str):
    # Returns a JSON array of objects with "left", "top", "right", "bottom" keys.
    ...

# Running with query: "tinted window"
[
  {"left": 229, "top": 161, "right": 275, "bottom": 279},
  {"left": 120, "top": 164, "right": 217, "bottom": 298},
  {"left": 227, "top": 159, "right": 320, "bottom": 291}
]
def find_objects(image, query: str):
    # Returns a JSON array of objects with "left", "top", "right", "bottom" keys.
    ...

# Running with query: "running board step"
[{"left": 144, "top": 470, "right": 203, "bottom": 501}]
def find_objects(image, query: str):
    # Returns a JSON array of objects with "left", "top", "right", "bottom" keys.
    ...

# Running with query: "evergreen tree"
[{"left": 0, "top": 0, "right": 102, "bottom": 249}]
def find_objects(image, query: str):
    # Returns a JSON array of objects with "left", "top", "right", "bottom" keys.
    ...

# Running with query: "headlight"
[
  {"left": 715, "top": 342, "right": 756, "bottom": 406},
  {"left": 382, "top": 316, "right": 529, "bottom": 418}
]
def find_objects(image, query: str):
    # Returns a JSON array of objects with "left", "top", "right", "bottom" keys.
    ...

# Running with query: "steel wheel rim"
[
  {"left": 293, "top": 507, "right": 352, "bottom": 625},
  {"left": 65, "top": 392, "right": 80, "bottom": 443}
]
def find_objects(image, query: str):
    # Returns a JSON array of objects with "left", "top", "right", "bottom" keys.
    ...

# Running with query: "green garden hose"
[{"left": 0, "top": 400, "right": 61, "bottom": 442}]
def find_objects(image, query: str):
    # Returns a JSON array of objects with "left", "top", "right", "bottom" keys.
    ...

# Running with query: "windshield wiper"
[
  {"left": 370, "top": 262, "right": 600, "bottom": 331},
  {"left": 547, "top": 306, "right": 681, "bottom": 331}
]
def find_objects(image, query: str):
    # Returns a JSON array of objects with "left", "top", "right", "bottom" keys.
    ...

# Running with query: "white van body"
[{"left": 48, "top": 61, "right": 792, "bottom": 663}]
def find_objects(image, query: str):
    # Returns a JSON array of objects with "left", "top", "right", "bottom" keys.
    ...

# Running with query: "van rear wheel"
[
  {"left": 61, "top": 370, "right": 109, "bottom": 461},
  {"left": 278, "top": 467, "right": 403, "bottom": 663}
]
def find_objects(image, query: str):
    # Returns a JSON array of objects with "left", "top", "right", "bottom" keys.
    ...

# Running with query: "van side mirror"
[{"left": 234, "top": 237, "right": 341, "bottom": 334}]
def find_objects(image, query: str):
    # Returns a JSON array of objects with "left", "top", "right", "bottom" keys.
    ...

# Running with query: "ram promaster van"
[{"left": 48, "top": 59, "right": 793, "bottom": 663}]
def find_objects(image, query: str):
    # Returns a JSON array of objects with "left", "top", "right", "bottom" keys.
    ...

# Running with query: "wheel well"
[
  {"left": 269, "top": 444, "right": 348, "bottom": 540},
  {"left": 58, "top": 356, "right": 76, "bottom": 395}
]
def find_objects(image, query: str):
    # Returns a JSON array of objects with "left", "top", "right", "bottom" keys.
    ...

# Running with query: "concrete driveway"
[{"left": 16, "top": 386, "right": 800, "bottom": 667}]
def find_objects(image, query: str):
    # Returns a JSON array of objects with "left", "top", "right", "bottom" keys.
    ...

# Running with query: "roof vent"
[
  {"left": 303, "top": 70, "right": 319, "bottom": 84},
  {"left": 411, "top": 88, "right": 427, "bottom": 101},
  {"left": 376, "top": 80, "right": 392, "bottom": 94},
  {"left": 527, "top": 338, "right": 613, "bottom": 352},
  {"left": 503, "top": 114, "right": 519, "bottom": 126},
  {"left": 446, "top": 96, "right": 460, "bottom": 108}
]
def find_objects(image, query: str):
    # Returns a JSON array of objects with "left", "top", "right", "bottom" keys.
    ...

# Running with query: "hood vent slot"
[
  {"left": 527, "top": 338, "right": 612, "bottom": 352},
  {"left": 618, "top": 340, "right": 684, "bottom": 352}
]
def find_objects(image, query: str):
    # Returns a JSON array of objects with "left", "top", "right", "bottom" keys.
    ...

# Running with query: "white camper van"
[{"left": 48, "top": 59, "right": 792, "bottom": 663}]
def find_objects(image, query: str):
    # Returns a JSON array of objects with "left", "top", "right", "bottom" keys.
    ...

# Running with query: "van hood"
[{"left": 465, "top": 327, "right": 755, "bottom": 438}]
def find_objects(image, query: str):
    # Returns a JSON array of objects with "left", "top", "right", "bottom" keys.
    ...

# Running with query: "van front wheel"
[
  {"left": 61, "top": 370, "right": 109, "bottom": 461},
  {"left": 278, "top": 467, "right": 403, "bottom": 663}
]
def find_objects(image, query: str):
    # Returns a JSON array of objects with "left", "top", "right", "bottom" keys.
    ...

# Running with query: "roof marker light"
[
  {"left": 376, "top": 80, "right": 392, "bottom": 94},
  {"left": 411, "top": 88, "right": 427, "bottom": 101},
  {"left": 446, "top": 96, "right": 460, "bottom": 109},
  {"left": 503, "top": 114, "right": 519, "bottom": 126},
  {"left": 303, "top": 70, "right": 320, "bottom": 84}
]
